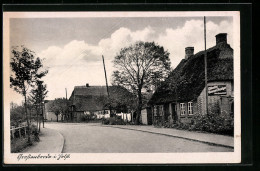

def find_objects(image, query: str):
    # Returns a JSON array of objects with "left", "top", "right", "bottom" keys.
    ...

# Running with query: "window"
[
  {"left": 188, "top": 102, "right": 193, "bottom": 115},
  {"left": 180, "top": 103, "right": 186, "bottom": 115}
]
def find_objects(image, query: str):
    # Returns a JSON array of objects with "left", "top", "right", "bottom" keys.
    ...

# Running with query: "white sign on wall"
[{"left": 208, "top": 85, "right": 227, "bottom": 95}]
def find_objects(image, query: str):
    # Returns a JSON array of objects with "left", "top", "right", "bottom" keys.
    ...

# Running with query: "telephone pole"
[
  {"left": 65, "top": 88, "right": 67, "bottom": 100},
  {"left": 65, "top": 88, "right": 68, "bottom": 121},
  {"left": 40, "top": 82, "right": 44, "bottom": 128},
  {"left": 102, "top": 55, "right": 112, "bottom": 116},
  {"left": 204, "top": 16, "right": 208, "bottom": 115}
]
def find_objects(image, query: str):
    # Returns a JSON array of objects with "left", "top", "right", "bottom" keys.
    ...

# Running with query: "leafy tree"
[
  {"left": 10, "top": 102, "right": 25, "bottom": 127},
  {"left": 99, "top": 86, "right": 137, "bottom": 114},
  {"left": 112, "top": 41, "right": 171, "bottom": 124},
  {"left": 48, "top": 98, "right": 69, "bottom": 122},
  {"left": 10, "top": 46, "right": 48, "bottom": 143},
  {"left": 30, "top": 80, "right": 48, "bottom": 131}
]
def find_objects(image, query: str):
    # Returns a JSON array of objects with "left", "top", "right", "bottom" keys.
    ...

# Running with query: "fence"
[{"left": 10, "top": 124, "right": 28, "bottom": 139}]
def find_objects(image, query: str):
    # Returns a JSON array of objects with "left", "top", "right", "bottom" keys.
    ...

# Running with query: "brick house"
[
  {"left": 69, "top": 84, "right": 135, "bottom": 122},
  {"left": 149, "top": 33, "right": 234, "bottom": 125}
]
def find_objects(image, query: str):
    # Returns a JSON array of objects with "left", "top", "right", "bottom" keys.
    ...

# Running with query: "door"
[{"left": 171, "top": 103, "right": 177, "bottom": 121}]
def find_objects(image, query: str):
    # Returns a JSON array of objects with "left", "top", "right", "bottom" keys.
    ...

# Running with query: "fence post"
[
  {"left": 11, "top": 130, "right": 14, "bottom": 139},
  {"left": 18, "top": 128, "right": 21, "bottom": 138},
  {"left": 24, "top": 127, "right": 27, "bottom": 136}
]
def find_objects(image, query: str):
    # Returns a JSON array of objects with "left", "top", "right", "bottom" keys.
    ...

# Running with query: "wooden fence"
[{"left": 10, "top": 124, "right": 28, "bottom": 139}]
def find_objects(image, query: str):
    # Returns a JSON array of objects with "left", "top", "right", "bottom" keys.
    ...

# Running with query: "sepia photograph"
[{"left": 3, "top": 11, "right": 241, "bottom": 164}]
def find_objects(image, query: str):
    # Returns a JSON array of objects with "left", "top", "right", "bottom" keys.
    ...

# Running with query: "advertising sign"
[{"left": 208, "top": 85, "right": 227, "bottom": 95}]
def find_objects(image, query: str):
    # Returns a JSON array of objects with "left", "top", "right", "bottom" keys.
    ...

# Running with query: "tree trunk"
[
  {"left": 135, "top": 89, "right": 142, "bottom": 125},
  {"left": 24, "top": 92, "right": 31, "bottom": 144},
  {"left": 37, "top": 107, "right": 41, "bottom": 132},
  {"left": 39, "top": 115, "right": 41, "bottom": 132},
  {"left": 57, "top": 115, "right": 59, "bottom": 122},
  {"left": 36, "top": 107, "right": 39, "bottom": 130},
  {"left": 29, "top": 108, "right": 31, "bottom": 124}
]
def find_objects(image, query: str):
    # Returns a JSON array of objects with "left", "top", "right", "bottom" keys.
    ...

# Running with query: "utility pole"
[
  {"left": 38, "top": 82, "right": 42, "bottom": 132},
  {"left": 204, "top": 16, "right": 209, "bottom": 115},
  {"left": 65, "top": 88, "right": 68, "bottom": 121},
  {"left": 40, "top": 82, "right": 44, "bottom": 128},
  {"left": 102, "top": 55, "right": 112, "bottom": 116},
  {"left": 65, "top": 88, "right": 67, "bottom": 100}
]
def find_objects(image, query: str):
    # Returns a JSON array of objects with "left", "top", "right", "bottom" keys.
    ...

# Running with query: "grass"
[{"left": 11, "top": 135, "right": 38, "bottom": 153}]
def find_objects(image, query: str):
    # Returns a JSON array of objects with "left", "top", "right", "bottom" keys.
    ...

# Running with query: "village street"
[{"left": 26, "top": 122, "right": 233, "bottom": 153}]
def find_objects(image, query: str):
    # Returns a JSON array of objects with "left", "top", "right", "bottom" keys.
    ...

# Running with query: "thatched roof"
[
  {"left": 149, "top": 42, "right": 233, "bottom": 104},
  {"left": 73, "top": 95, "right": 107, "bottom": 112},
  {"left": 70, "top": 86, "right": 135, "bottom": 112}
]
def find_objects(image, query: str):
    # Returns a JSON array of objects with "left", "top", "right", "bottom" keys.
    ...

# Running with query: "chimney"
[
  {"left": 216, "top": 33, "right": 227, "bottom": 45},
  {"left": 185, "top": 47, "right": 194, "bottom": 59},
  {"left": 86, "top": 83, "right": 89, "bottom": 87}
]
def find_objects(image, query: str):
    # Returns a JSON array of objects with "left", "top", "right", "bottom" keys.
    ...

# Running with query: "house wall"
[
  {"left": 73, "top": 111, "right": 84, "bottom": 122},
  {"left": 219, "top": 96, "right": 234, "bottom": 117},
  {"left": 141, "top": 109, "right": 148, "bottom": 125},
  {"left": 197, "top": 81, "right": 233, "bottom": 115},
  {"left": 45, "top": 111, "right": 61, "bottom": 121},
  {"left": 152, "top": 101, "right": 200, "bottom": 125},
  {"left": 116, "top": 113, "right": 131, "bottom": 122},
  {"left": 176, "top": 101, "right": 198, "bottom": 124}
]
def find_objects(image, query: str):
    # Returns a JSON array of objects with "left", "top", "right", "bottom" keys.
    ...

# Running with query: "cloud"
[
  {"left": 157, "top": 20, "right": 233, "bottom": 68},
  {"left": 10, "top": 19, "right": 233, "bottom": 103},
  {"left": 98, "top": 26, "right": 156, "bottom": 60}
]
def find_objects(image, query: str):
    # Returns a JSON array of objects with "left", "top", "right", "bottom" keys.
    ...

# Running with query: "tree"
[
  {"left": 30, "top": 80, "right": 48, "bottom": 131},
  {"left": 10, "top": 46, "right": 48, "bottom": 143},
  {"left": 48, "top": 98, "right": 69, "bottom": 122},
  {"left": 96, "top": 86, "right": 137, "bottom": 114},
  {"left": 10, "top": 103, "right": 25, "bottom": 127},
  {"left": 112, "top": 41, "right": 171, "bottom": 124}
]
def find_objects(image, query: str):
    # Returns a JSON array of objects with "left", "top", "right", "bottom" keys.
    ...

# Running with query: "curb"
[
  {"left": 44, "top": 127, "right": 65, "bottom": 153},
  {"left": 102, "top": 125, "right": 234, "bottom": 149},
  {"left": 56, "top": 130, "right": 65, "bottom": 153}
]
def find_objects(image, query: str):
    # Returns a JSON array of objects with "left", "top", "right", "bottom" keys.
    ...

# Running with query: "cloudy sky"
[{"left": 9, "top": 16, "right": 233, "bottom": 104}]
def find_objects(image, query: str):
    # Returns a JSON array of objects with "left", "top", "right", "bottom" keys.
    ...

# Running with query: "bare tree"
[{"left": 112, "top": 41, "right": 171, "bottom": 124}]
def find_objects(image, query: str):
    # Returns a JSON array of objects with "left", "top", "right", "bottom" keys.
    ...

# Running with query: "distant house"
[
  {"left": 149, "top": 33, "right": 234, "bottom": 125},
  {"left": 44, "top": 100, "right": 62, "bottom": 121},
  {"left": 69, "top": 84, "right": 135, "bottom": 122}
]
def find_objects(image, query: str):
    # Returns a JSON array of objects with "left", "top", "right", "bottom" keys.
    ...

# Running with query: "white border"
[{"left": 3, "top": 11, "right": 241, "bottom": 164}]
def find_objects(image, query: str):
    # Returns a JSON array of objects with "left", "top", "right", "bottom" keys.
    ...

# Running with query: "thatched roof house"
[
  {"left": 149, "top": 33, "right": 234, "bottom": 124},
  {"left": 69, "top": 84, "right": 135, "bottom": 121}
]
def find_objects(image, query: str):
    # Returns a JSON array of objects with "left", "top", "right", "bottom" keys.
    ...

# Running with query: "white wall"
[
  {"left": 141, "top": 109, "right": 148, "bottom": 125},
  {"left": 116, "top": 113, "right": 131, "bottom": 122}
]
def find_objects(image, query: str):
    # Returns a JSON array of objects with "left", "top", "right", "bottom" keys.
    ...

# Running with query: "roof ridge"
[{"left": 74, "top": 85, "right": 111, "bottom": 88}]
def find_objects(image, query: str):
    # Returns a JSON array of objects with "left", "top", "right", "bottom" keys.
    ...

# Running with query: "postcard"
[{"left": 3, "top": 11, "right": 241, "bottom": 164}]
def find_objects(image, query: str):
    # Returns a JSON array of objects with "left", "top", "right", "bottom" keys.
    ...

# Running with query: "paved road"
[{"left": 46, "top": 123, "right": 233, "bottom": 153}]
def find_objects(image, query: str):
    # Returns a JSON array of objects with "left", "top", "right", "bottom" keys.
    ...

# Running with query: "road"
[{"left": 46, "top": 123, "right": 233, "bottom": 153}]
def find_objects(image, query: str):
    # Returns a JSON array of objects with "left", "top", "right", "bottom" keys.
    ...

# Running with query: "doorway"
[{"left": 171, "top": 103, "right": 178, "bottom": 121}]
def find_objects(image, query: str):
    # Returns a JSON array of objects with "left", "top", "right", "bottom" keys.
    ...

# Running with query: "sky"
[{"left": 9, "top": 16, "right": 233, "bottom": 105}]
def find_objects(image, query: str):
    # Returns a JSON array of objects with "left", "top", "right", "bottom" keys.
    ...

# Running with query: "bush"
[
  {"left": 11, "top": 123, "right": 39, "bottom": 152},
  {"left": 191, "top": 114, "right": 234, "bottom": 135},
  {"left": 102, "top": 117, "right": 126, "bottom": 125},
  {"left": 80, "top": 115, "right": 95, "bottom": 122},
  {"left": 31, "top": 124, "right": 38, "bottom": 133}
]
